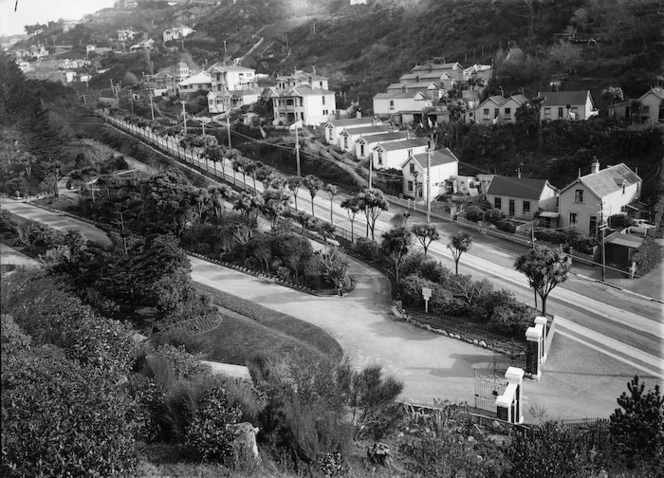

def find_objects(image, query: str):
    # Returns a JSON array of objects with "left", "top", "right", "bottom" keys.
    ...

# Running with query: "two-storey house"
[
  {"left": 355, "top": 131, "right": 409, "bottom": 159},
  {"left": 467, "top": 95, "right": 529, "bottom": 124},
  {"left": 208, "top": 88, "right": 263, "bottom": 114},
  {"left": 486, "top": 176, "right": 558, "bottom": 220},
  {"left": 558, "top": 160, "right": 642, "bottom": 236},
  {"left": 324, "top": 116, "right": 376, "bottom": 145},
  {"left": 272, "top": 84, "right": 336, "bottom": 126},
  {"left": 206, "top": 64, "right": 256, "bottom": 91},
  {"left": 371, "top": 138, "right": 429, "bottom": 171},
  {"left": 386, "top": 81, "right": 442, "bottom": 102},
  {"left": 163, "top": 26, "right": 194, "bottom": 43},
  {"left": 540, "top": 90, "right": 597, "bottom": 121},
  {"left": 337, "top": 124, "right": 393, "bottom": 151},
  {"left": 276, "top": 69, "right": 328, "bottom": 90},
  {"left": 402, "top": 148, "right": 459, "bottom": 199}
]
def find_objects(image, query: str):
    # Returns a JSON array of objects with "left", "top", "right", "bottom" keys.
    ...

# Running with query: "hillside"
[{"left": 14, "top": 0, "right": 663, "bottom": 112}]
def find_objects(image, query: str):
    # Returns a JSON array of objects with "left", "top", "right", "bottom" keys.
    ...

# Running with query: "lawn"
[{"left": 185, "top": 284, "right": 344, "bottom": 366}]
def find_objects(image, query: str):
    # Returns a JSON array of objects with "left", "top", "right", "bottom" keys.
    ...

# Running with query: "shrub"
[
  {"left": 534, "top": 229, "right": 567, "bottom": 244},
  {"left": 464, "top": 204, "right": 485, "bottom": 222},
  {"left": 489, "top": 303, "right": 534, "bottom": 337},
  {"left": 568, "top": 236, "right": 598, "bottom": 255},
  {"left": 2, "top": 350, "right": 138, "bottom": 477},
  {"left": 352, "top": 237, "right": 382, "bottom": 263},
  {"left": 632, "top": 233, "right": 662, "bottom": 276},
  {"left": 400, "top": 274, "right": 437, "bottom": 308},
  {"left": 484, "top": 208, "right": 505, "bottom": 225},
  {"left": 496, "top": 219, "right": 517, "bottom": 233},
  {"left": 184, "top": 385, "right": 243, "bottom": 463},
  {"left": 608, "top": 214, "right": 635, "bottom": 229}
]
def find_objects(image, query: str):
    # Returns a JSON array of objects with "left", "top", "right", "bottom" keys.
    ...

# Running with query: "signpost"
[{"left": 422, "top": 287, "right": 432, "bottom": 313}]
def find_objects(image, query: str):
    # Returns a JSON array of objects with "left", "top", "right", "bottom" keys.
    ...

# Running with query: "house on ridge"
[
  {"left": 355, "top": 131, "right": 409, "bottom": 159},
  {"left": 638, "top": 87, "right": 664, "bottom": 124},
  {"left": 539, "top": 90, "right": 597, "bottom": 121},
  {"left": 337, "top": 124, "right": 394, "bottom": 151},
  {"left": 324, "top": 116, "right": 377, "bottom": 145},
  {"left": 272, "top": 84, "right": 335, "bottom": 126}
]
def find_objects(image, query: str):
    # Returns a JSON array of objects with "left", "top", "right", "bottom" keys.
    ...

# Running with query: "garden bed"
[{"left": 405, "top": 309, "right": 527, "bottom": 359}]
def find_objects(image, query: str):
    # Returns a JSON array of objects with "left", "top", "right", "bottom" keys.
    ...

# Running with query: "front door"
[
  {"left": 508, "top": 199, "right": 515, "bottom": 217},
  {"left": 589, "top": 216, "right": 597, "bottom": 236}
]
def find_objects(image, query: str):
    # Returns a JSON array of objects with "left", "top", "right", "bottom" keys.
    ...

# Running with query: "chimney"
[
  {"left": 591, "top": 157, "right": 600, "bottom": 175},
  {"left": 517, "top": 168, "right": 521, "bottom": 178},
  {"left": 312, "top": 65, "right": 316, "bottom": 75}
]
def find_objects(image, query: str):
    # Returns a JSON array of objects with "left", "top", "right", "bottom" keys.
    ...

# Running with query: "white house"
[
  {"left": 337, "top": 124, "right": 393, "bottom": 151},
  {"left": 486, "top": 176, "right": 558, "bottom": 221},
  {"left": 272, "top": 84, "right": 336, "bottom": 126},
  {"left": 178, "top": 71, "right": 212, "bottom": 96},
  {"left": 276, "top": 69, "right": 328, "bottom": 90},
  {"left": 402, "top": 148, "right": 459, "bottom": 199},
  {"left": 208, "top": 88, "right": 263, "bottom": 114},
  {"left": 163, "top": 26, "right": 194, "bottom": 43},
  {"left": 117, "top": 29, "right": 138, "bottom": 42},
  {"left": 324, "top": 116, "right": 377, "bottom": 144},
  {"left": 558, "top": 160, "right": 642, "bottom": 236},
  {"left": 129, "top": 38, "right": 154, "bottom": 52},
  {"left": 371, "top": 138, "right": 429, "bottom": 171},
  {"left": 386, "top": 81, "right": 441, "bottom": 102},
  {"left": 467, "top": 95, "right": 528, "bottom": 124},
  {"left": 373, "top": 90, "right": 432, "bottom": 118},
  {"left": 355, "top": 131, "right": 409, "bottom": 159},
  {"left": 638, "top": 87, "right": 664, "bottom": 124},
  {"left": 540, "top": 90, "right": 597, "bottom": 121},
  {"left": 207, "top": 63, "right": 256, "bottom": 91}
]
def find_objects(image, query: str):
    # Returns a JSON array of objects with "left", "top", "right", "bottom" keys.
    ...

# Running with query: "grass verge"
[{"left": 190, "top": 283, "right": 344, "bottom": 365}]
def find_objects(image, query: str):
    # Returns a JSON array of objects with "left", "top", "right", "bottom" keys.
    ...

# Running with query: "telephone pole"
[
  {"left": 369, "top": 156, "right": 373, "bottom": 189},
  {"left": 295, "top": 123, "right": 301, "bottom": 177},
  {"left": 226, "top": 113, "right": 232, "bottom": 148},
  {"left": 181, "top": 101, "right": 187, "bottom": 135},
  {"left": 426, "top": 146, "right": 432, "bottom": 224},
  {"left": 148, "top": 89, "right": 155, "bottom": 121}
]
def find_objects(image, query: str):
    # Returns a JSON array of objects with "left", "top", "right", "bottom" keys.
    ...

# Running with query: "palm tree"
[
  {"left": 286, "top": 176, "right": 304, "bottom": 211},
  {"left": 341, "top": 196, "right": 361, "bottom": 242},
  {"left": 448, "top": 231, "right": 473, "bottom": 275},
  {"left": 324, "top": 183, "right": 339, "bottom": 225},
  {"left": 303, "top": 174, "right": 323, "bottom": 217}
]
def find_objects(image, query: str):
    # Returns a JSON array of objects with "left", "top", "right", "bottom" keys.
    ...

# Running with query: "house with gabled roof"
[
  {"left": 355, "top": 130, "right": 409, "bottom": 159},
  {"left": 467, "top": 95, "right": 529, "bottom": 124},
  {"left": 386, "top": 81, "right": 442, "bottom": 101},
  {"left": 276, "top": 69, "right": 328, "bottom": 91},
  {"left": 486, "top": 176, "right": 558, "bottom": 221},
  {"left": 371, "top": 138, "right": 429, "bottom": 171},
  {"left": 558, "top": 160, "right": 642, "bottom": 236},
  {"left": 337, "top": 124, "right": 394, "bottom": 151},
  {"left": 272, "top": 84, "right": 335, "bottom": 126},
  {"left": 539, "top": 90, "right": 597, "bottom": 121},
  {"left": 208, "top": 88, "right": 263, "bottom": 114},
  {"left": 206, "top": 63, "right": 256, "bottom": 91},
  {"left": 177, "top": 71, "right": 212, "bottom": 97},
  {"left": 373, "top": 90, "right": 433, "bottom": 119},
  {"left": 402, "top": 148, "right": 459, "bottom": 199},
  {"left": 638, "top": 87, "right": 664, "bottom": 124},
  {"left": 324, "top": 116, "right": 377, "bottom": 144}
]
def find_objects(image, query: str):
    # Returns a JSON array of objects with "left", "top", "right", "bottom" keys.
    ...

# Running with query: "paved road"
[
  {"left": 3, "top": 197, "right": 659, "bottom": 420},
  {"left": 0, "top": 243, "right": 42, "bottom": 268}
]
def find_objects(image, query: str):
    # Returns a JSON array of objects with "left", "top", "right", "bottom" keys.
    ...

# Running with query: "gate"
[{"left": 473, "top": 370, "right": 508, "bottom": 413}]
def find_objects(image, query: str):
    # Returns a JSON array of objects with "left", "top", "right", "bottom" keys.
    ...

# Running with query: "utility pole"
[
  {"left": 426, "top": 146, "right": 432, "bottom": 224},
  {"left": 181, "top": 101, "right": 187, "bottom": 135},
  {"left": 226, "top": 113, "right": 231, "bottom": 148},
  {"left": 531, "top": 223, "right": 536, "bottom": 250},
  {"left": 295, "top": 122, "right": 301, "bottom": 177},
  {"left": 368, "top": 155, "right": 373, "bottom": 189},
  {"left": 129, "top": 95, "right": 134, "bottom": 115},
  {"left": 148, "top": 89, "right": 155, "bottom": 121},
  {"left": 201, "top": 121, "right": 205, "bottom": 136}
]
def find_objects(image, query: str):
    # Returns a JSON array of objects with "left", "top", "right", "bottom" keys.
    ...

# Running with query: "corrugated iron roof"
[
  {"left": 487, "top": 176, "right": 553, "bottom": 200},
  {"left": 579, "top": 163, "right": 641, "bottom": 198},
  {"left": 407, "top": 148, "right": 459, "bottom": 169},
  {"left": 375, "top": 138, "right": 429, "bottom": 152}
]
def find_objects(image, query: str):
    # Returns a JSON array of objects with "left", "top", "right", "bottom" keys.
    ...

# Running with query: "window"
[
  {"left": 558, "top": 107, "right": 563, "bottom": 118},
  {"left": 483, "top": 108, "right": 490, "bottom": 120},
  {"left": 494, "top": 108, "right": 499, "bottom": 118},
  {"left": 389, "top": 100, "right": 395, "bottom": 110},
  {"left": 544, "top": 108, "right": 551, "bottom": 119},
  {"left": 571, "top": 107, "right": 578, "bottom": 118},
  {"left": 300, "top": 112, "right": 304, "bottom": 120},
  {"left": 377, "top": 151, "right": 383, "bottom": 165},
  {"left": 360, "top": 144, "right": 365, "bottom": 157},
  {"left": 504, "top": 107, "right": 511, "bottom": 120},
  {"left": 286, "top": 99, "right": 294, "bottom": 106},
  {"left": 523, "top": 201, "right": 531, "bottom": 214},
  {"left": 319, "top": 81, "right": 323, "bottom": 88},
  {"left": 409, "top": 163, "right": 416, "bottom": 173},
  {"left": 322, "top": 96, "right": 326, "bottom": 105},
  {"left": 574, "top": 189, "right": 584, "bottom": 203},
  {"left": 407, "top": 181, "right": 413, "bottom": 192},
  {"left": 569, "top": 212, "right": 578, "bottom": 226},
  {"left": 494, "top": 197, "right": 502, "bottom": 209},
  {"left": 299, "top": 98, "right": 303, "bottom": 106}
]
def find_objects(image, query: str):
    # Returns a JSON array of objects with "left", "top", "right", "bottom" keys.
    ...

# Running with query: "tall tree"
[
  {"left": 303, "top": 174, "right": 323, "bottom": 217},
  {"left": 448, "top": 231, "right": 472, "bottom": 275},
  {"left": 514, "top": 245, "right": 571, "bottom": 316},
  {"left": 357, "top": 188, "right": 388, "bottom": 241},
  {"left": 341, "top": 196, "right": 361, "bottom": 242},
  {"left": 610, "top": 375, "right": 664, "bottom": 472},
  {"left": 411, "top": 223, "right": 440, "bottom": 255},
  {"left": 324, "top": 183, "right": 339, "bottom": 225},
  {"left": 382, "top": 226, "right": 412, "bottom": 283},
  {"left": 286, "top": 176, "right": 304, "bottom": 212}
]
